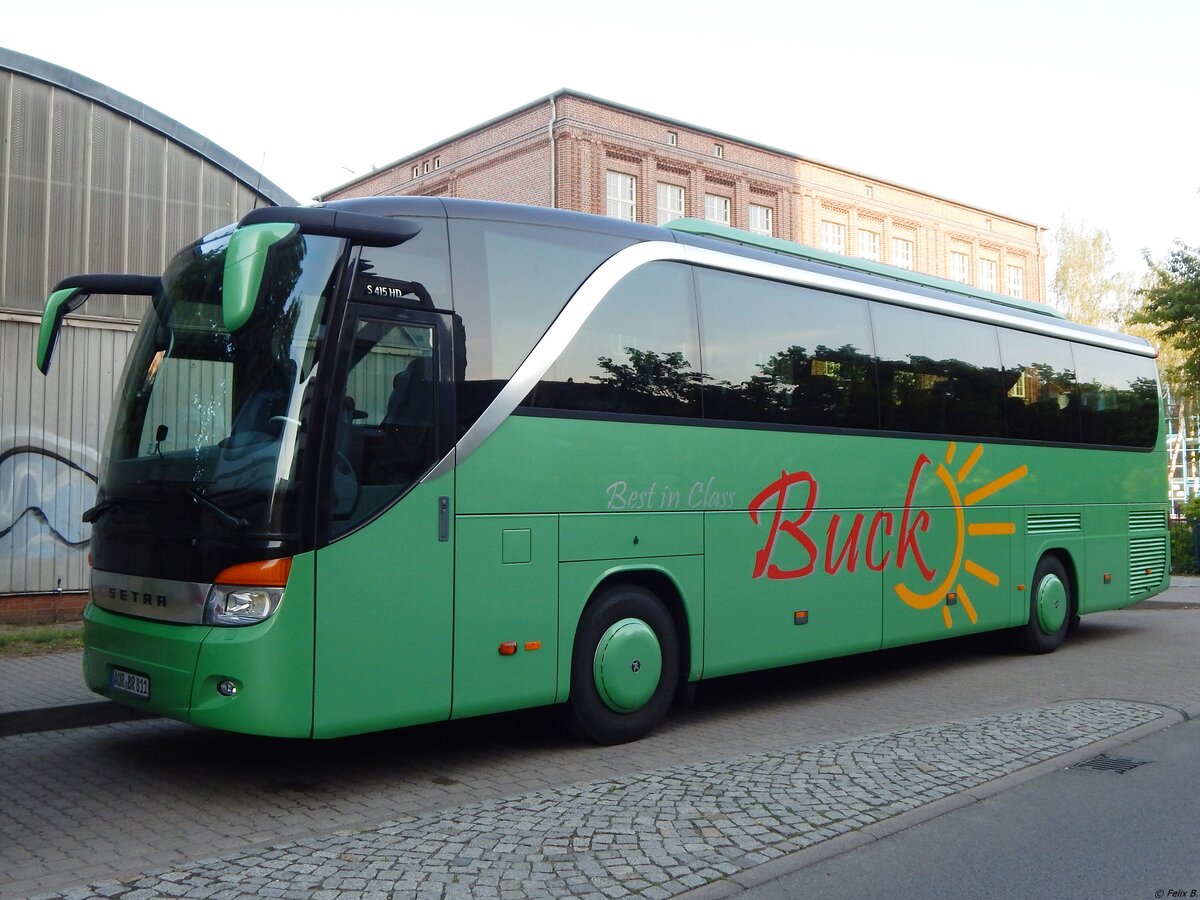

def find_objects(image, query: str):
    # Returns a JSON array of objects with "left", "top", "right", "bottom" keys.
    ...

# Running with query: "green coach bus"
[{"left": 37, "top": 198, "right": 1168, "bottom": 744}]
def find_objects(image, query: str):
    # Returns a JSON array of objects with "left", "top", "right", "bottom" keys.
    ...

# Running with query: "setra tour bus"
[{"left": 36, "top": 198, "right": 1169, "bottom": 744}]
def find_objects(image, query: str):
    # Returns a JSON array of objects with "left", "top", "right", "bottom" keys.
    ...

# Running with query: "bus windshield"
[{"left": 97, "top": 227, "right": 343, "bottom": 552}]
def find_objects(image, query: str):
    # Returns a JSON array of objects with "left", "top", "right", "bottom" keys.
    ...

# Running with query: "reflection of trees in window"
[
  {"left": 1004, "top": 362, "right": 1080, "bottom": 442},
  {"left": 525, "top": 345, "right": 704, "bottom": 417},
  {"left": 593, "top": 348, "right": 706, "bottom": 412},
  {"left": 878, "top": 353, "right": 1006, "bottom": 438},
  {"left": 704, "top": 343, "right": 876, "bottom": 429},
  {"left": 1077, "top": 374, "right": 1160, "bottom": 447}
]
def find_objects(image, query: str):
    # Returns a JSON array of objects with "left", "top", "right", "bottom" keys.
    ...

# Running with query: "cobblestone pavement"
[{"left": 22, "top": 700, "right": 1167, "bottom": 899}]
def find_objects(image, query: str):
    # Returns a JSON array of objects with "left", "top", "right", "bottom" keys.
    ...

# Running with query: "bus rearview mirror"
[
  {"left": 221, "top": 222, "right": 299, "bottom": 333},
  {"left": 37, "top": 274, "right": 160, "bottom": 375},
  {"left": 37, "top": 287, "right": 86, "bottom": 375}
]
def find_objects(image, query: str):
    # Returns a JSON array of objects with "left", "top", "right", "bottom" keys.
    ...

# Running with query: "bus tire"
[
  {"left": 566, "top": 584, "right": 679, "bottom": 745},
  {"left": 1018, "top": 555, "right": 1073, "bottom": 654}
]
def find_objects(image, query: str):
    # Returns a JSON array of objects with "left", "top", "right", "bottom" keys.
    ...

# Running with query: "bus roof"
[{"left": 665, "top": 218, "right": 1065, "bottom": 320}]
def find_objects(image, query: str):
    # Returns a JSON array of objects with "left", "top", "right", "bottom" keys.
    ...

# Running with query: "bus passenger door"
[{"left": 313, "top": 305, "right": 456, "bottom": 738}]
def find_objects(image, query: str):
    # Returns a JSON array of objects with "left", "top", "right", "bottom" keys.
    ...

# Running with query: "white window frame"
[
  {"left": 606, "top": 171, "right": 637, "bottom": 221},
  {"left": 950, "top": 251, "right": 970, "bottom": 284},
  {"left": 857, "top": 229, "right": 881, "bottom": 261},
  {"left": 748, "top": 204, "right": 773, "bottom": 236},
  {"left": 892, "top": 238, "right": 914, "bottom": 270},
  {"left": 704, "top": 193, "right": 731, "bottom": 226},
  {"left": 1007, "top": 265, "right": 1025, "bottom": 299},
  {"left": 657, "top": 183, "right": 685, "bottom": 226},
  {"left": 821, "top": 221, "right": 846, "bottom": 255},
  {"left": 980, "top": 259, "right": 998, "bottom": 293}
]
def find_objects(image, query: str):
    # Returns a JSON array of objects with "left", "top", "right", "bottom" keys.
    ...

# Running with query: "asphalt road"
[{"left": 735, "top": 716, "right": 1200, "bottom": 900}]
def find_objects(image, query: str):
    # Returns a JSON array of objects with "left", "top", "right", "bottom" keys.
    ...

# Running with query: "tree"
[
  {"left": 1050, "top": 218, "right": 1135, "bottom": 327},
  {"left": 1127, "top": 242, "right": 1200, "bottom": 516},
  {"left": 1129, "top": 242, "right": 1200, "bottom": 392}
]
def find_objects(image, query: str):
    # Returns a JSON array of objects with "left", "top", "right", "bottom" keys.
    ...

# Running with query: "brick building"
[{"left": 322, "top": 89, "right": 1047, "bottom": 303}]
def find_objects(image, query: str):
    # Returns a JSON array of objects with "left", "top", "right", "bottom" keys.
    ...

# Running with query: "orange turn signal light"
[
  {"left": 214, "top": 557, "right": 293, "bottom": 587},
  {"left": 499, "top": 641, "right": 518, "bottom": 656}
]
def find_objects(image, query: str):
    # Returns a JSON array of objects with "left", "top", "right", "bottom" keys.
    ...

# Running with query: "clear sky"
[{"left": 5, "top": 0, "right": 1197, "bottom": 284}]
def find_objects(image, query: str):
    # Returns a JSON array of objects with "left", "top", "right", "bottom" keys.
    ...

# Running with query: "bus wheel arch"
[
  {"left": 566, "top": 576, "right": 684, "bottom": 744},
  {"left": 1018, "top": 550, "right": 1076, "bottom": 653}
]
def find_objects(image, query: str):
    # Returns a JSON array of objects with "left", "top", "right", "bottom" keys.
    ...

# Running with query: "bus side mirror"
[
  {"left": 222, "top": 222, "right": 299, "bottom": 333},
  {"left": 37, "top": 274, "right": 160, "bottom": 374},
  {"left": 37, "top": 287, "right": 86, "bottom": 374}
]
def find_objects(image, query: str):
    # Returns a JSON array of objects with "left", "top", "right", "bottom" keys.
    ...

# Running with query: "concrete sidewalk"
[{"left": 0, "top": 652, "right": 91, "bottom": 715}]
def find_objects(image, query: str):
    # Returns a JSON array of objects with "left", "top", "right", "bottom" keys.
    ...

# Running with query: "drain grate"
[{"left": 1071, "top": 754, "right": 1150, "bottom": 774}]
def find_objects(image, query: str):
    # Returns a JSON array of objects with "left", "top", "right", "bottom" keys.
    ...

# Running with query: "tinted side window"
[
  {"left": 523, "top": 263, "right": 701, "bottom": 418},
  {"left": 450, "top": 219, "right": 634, "bottom": 432},
  {"left": 997, "top": 329, "right": 1080, "bottom": 443},
  {"left": 1073, "top": 344, "right": 1160, "bottom": 448},
  {"left": 329, "top": 319, "right": 438, "bottom": 541},
  {"left": 696, "top": 269, "right": 877, "bottom": 429},
  {"left": 353, "top": 216, "right": 452, "bottom": 310},
  {"left": 874, "top": 304, "right": 1006, "bottom": 438}
]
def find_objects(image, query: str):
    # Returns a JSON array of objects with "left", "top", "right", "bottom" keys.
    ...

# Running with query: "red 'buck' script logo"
[{"left": 747, "top": 443, "right": 1027, "bottom": 629}]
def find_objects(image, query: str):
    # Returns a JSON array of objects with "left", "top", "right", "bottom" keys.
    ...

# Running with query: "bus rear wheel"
[
  {"left": 567, "top": 584, "right": 679, "bottom": 745},
  {"left": 1018, "top": 555, "right": 1073, "bottom": 654}
]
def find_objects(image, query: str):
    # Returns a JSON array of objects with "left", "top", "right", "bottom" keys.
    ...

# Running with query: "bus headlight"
[{"left": 203, "top": 586, "right": 283, "bottom": 626}]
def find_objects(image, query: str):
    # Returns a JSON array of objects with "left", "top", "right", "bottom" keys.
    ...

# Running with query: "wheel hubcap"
[
  {"left": 593, "top": 618, "right": 662, "bottom": 713},
  {"left": 1036, "top": 574, "right": 1068, "bottom": 634}
]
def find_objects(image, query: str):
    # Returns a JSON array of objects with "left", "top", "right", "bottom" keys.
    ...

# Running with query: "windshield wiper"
[{"left": 185, "top": 487, "right": 249, "bottom": 531}]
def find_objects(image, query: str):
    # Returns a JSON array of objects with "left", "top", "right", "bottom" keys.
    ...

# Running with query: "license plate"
[{"left": 110, "top": 667, "right": 150, "bottom": 700}]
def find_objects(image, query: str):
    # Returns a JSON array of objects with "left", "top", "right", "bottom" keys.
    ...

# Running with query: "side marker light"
[{"left": 499, "top": 641, "right": 518, "bottom": 656}]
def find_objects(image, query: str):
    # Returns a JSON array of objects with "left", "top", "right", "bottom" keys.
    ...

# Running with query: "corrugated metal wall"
[
  {"left": 0, "top": 65, "right": 277, "bottom": 594},
  {"left": 0, "top": 317, "right": 134, "bottom": 593}
]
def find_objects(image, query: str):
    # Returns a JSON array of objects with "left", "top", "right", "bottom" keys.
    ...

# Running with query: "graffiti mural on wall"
[{"left": 0, "top": 430, "right": 99, "bottom": 593}]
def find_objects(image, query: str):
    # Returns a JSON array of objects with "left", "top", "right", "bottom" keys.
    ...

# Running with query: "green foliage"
[
  {"left": 1130, "top": 242, "right": 1200, "bottom": 394},
  {"left": 0, "top": 623, "right": 83, "bottom": 657},
  {"left": 1182, "top": 494, "right": 1200, "bottom": 521},
  {"left": 1171, "top": 521, "right": 1198, "bottom": 574}
]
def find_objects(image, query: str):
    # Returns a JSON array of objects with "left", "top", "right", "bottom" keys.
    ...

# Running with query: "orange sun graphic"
[{"left": 895, "top": 442, "right": 1027, "bottom": 629}]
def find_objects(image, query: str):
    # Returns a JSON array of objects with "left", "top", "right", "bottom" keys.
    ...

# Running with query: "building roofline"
[
  {"left": 318, "top": 88, "right": 1042, "bottom": 232},
  {"left": 0, "top": 46, "right": 297, "bottom": 207}
]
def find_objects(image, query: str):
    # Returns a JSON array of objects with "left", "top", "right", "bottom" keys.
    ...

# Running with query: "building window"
[
  {"left": 1007, "top": 265, "right": 1025, "bottom": 298},
  {"left": 657, "top": 183, "right": 685, "bottom": 225},
  {"left": 821, "top": 221, "right": 846, "bottom": 255},
  {"left": 892, "top": 238, "right": 914, "bottom": 269},
  {"left": 713, "top": 144, "right": 724, "bottom": 158},
  {"left": 980, "top": 259, "right": 998, "bottom": 292},
  {"left": 950, "top": 251, "right": 970, "bottom": 284},
  {"left": 667, "top": 131, "right": 678, "bottom": 146},
  {"left": 857, "top": 229, "right": 881, "bottom": 261},
  {"left": 748, "top": 204, "right": 773, "bottom": 236},
  {"left": 704, "top": 194, "right": 731, "bottom": 225},
  {"left": 434, "top": 157, "right": 441, "bottom": 170},
  {"left": 865, "top": 185, "right": 875, "bottom": 199},
  {"left": 423, "top": 161, "right": 430, "bottom": 174},
  {"left": 412, "top": 165, "right": 420, "bottom": 179},
  {"left": 606, "top": 171, "right": 637, "bottom": 221}
]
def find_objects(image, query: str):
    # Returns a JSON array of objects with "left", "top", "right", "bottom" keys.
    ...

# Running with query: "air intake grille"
[
  {"left": 1027, "top": 513, "right": 1082, "bottom": 534},
  {"left": 1129, "top": 509, "right": 1166, "bottom": 532},
  {"left": 1129, "top": 536, "right": 1167, "bottom": 597}
]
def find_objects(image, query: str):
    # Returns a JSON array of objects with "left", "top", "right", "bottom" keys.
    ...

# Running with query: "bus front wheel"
[
  {"left": 1018, "top": 555, "right": 1073, "bottom": 654},
  {"left": 567, "top": 584, "right": 679, "bottom": 745}
]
